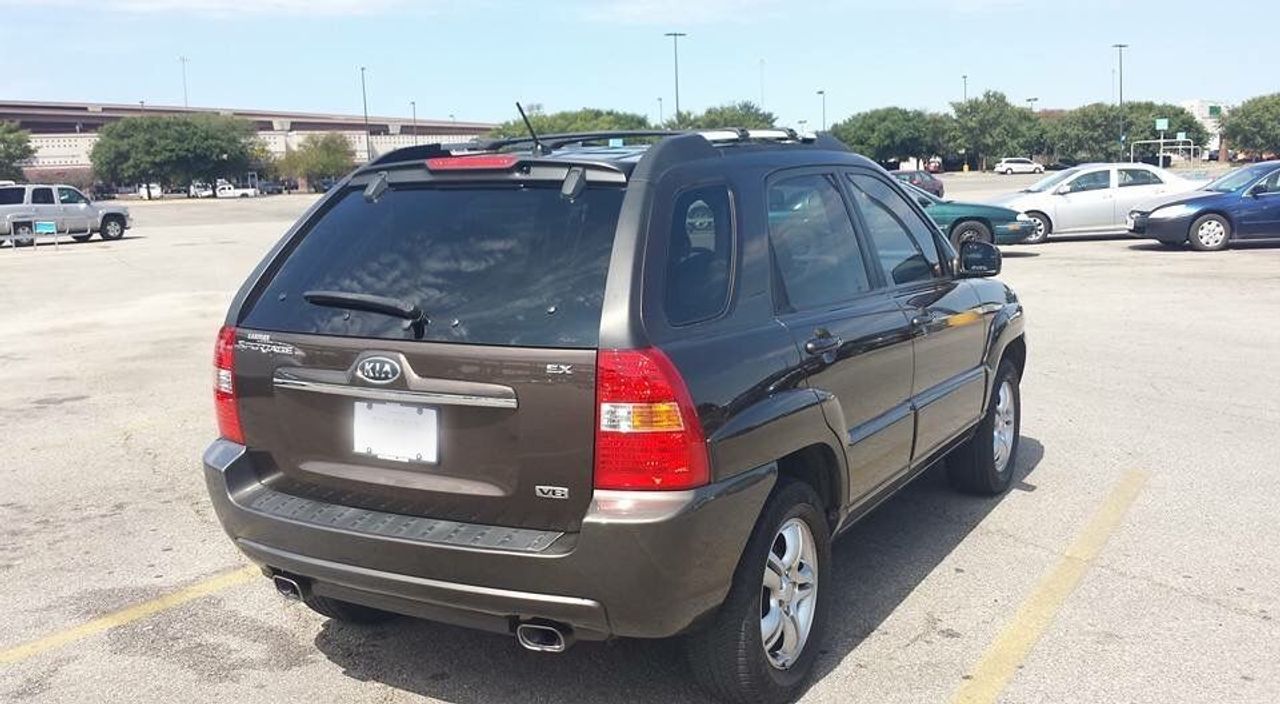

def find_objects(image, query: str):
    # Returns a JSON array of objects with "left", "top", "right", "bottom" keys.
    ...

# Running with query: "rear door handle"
[{"left": 804, "top": 335, "right": 841, "bottom": 356}]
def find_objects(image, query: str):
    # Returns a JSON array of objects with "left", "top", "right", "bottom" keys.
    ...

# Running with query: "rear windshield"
[{"left": 242, "top": 184, "right": 625, "bottom": 348}]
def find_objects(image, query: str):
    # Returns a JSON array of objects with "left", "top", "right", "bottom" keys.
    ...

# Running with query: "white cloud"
[
  {"left": 0, "top": 0, "right": 407, "bottom": 15},
  {"left": 582, "top": 0, "right": 781, "bottom": 25}
]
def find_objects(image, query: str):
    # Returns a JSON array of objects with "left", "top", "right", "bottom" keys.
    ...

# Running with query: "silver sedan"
[{"left": 987, "top": 163, "right": 1203, "bottom": 243}]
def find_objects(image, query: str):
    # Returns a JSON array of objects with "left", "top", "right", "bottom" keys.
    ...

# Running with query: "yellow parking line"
[
  {"left": 0, "top": 565, "right": 259, "bottom": 665},
  {"left": 950, "top": 469, "right": 1149, "bottom": 704}
]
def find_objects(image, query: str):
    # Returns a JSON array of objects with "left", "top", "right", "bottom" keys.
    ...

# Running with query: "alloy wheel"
[
  {"left": 992, "top": 380, "right": 1017, "bottom": 474},
  {"left": 761, "top": 518, "right": 818, "bottom": 670}
]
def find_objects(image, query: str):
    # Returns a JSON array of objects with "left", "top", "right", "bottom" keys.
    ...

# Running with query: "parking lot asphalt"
[{"left": 2, "top": 182, "right": 1277, "bottom": 703}]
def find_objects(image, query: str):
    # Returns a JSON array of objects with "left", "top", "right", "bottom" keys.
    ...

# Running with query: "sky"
[{"left": 0, "top": 0, "right": 1271, "bottom": 127}]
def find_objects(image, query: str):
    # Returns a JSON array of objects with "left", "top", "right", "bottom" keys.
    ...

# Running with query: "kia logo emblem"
[{"left": 357, "top": 356, "right": 401, "bottom": 384}]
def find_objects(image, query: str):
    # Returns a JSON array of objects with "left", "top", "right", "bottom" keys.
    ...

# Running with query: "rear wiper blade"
[{"left": 303, "top": 290, "right": 427, "bottom": 337}]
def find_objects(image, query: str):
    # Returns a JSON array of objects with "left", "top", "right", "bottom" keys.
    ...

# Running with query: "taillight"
[
  {"left": 594, "top": 348, "right": 709, "bottom": 490},
  {"left": 214, "top": 325, "right": 244, "bottom": 444},
  {"left": 425, "top": 154, "right": 519, "bottom": 171}
]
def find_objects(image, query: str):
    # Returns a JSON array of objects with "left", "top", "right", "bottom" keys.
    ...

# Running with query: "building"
[
  {"left": 1180, "top": 99, "right": 1230, "bottom": 151},
  {"left": 0, "top": 99, "right": 495, "bottom": 183}
]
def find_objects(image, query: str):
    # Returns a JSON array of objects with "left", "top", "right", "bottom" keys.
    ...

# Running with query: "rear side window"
[
  {"left": 0, "top": 187, "right": 23, "bottom": 205},
  {"left": 242, "top": 184, "right": 625, "bottom": 348},
  {"left": 846, "top": 173, "right": 943, "bottom": 286},
  {"left": 31, "top": 187, "right": 54, "bottom": 205},
  {"left": 1118, "top": 168, "right": 1163, "bottom": 187},
  {"left": 768, "top": 174, "right": 871, "bottom": 311},
  {"left": 665, "top": 186, "right": 733, "bottom": 326}
]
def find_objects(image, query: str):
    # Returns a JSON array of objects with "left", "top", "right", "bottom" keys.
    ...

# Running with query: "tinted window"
[
  {"left": 1066, "top": 170, "right": 1111, "bottom": 193},
  {"left": 846, "top": 173, "right": 943, "bottom": 286},
  {"left": 58, "top": 187, "right": 88, "bottom": 204},
  {"left": 1118, "top": 169, "right": 1163, "bottom": 187},
  {"left": 0, "top": 187, "right": 23, "bottom": 205},
  {"left": 31, "top": 187, "right": 54, "bottom": 204},
  {"left": 768, "top": 174, "right": 871, "bottom": 311},
  {"left": 243, "top": 185, "right": 625, "bottom": 348},
  {"left": 665, "top": 186, "right": 733, "bottom": 326}
]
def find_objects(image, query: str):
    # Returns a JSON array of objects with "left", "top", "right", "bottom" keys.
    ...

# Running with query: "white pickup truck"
[{"left": 216, "top": 183, "right": 259, "bottom": 198}]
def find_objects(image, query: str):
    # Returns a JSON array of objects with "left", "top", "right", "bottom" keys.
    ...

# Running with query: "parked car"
[
  {"left": 310, "top": 176, "right": 338, "bottom": 193},
  {"left": 1127, "top": 161, "right": 1280, "bottom": 250},
  {"left": 257, "top": 180, "right": 286, "bottom": 195},
  {"left": 136, "top": 183, "right": 165, "bottom": 200},
  {"left": 216, "top": 183, "right": 259, "bottom": 198},
  {"left": 993, "top": 157, "right": 1044, "bottom": 175},
  {"left": 988, "top": 163, "right": 1203, "bottom": 243},
  {"left": 902, "top": 182, "right": 1032, "bottom": 248},
  {"left": 189, "top": 182, "right": 215, "bottom": 198},
  {"left": 925, "top": 157, "right": 944, "bottom": 174},
  {"left": 0, "top": 183, "right": 131, "bottom": 245},
  {"left": 892, "top": 169, "right": 945, "bottom": 198},
  {"left": 202, "top": 129, "right": 1027, "bottom": 704}
]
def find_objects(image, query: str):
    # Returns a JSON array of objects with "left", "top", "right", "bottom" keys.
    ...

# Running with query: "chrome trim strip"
[{"left": 272, "top": 376, "right": 518, "bottom": 409}]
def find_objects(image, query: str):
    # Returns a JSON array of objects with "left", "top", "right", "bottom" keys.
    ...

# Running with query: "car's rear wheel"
[
  {"left": 951, "top": 220, "right": 992, "bottom": 250},
  {"left": 686, "top": 480, "right": 830, "bottom": 704},
  {"left": 1022, "top": 212, "right": 1051, "bottom": 244},
  {"left": 947, "top": 359, "right": 1021, "bottom": 495},
  {"left": 301, "top": 591, "right": 398, "bottom": 624},
  {"left": 1033, "top": 166, "right": 1043, "bottom": 173},
  {"left": 1188, "top": 214, "right": 1230, "bottom": 251},
  {"left": 100, "top": 216, "right": 125, "bottom": 240}
]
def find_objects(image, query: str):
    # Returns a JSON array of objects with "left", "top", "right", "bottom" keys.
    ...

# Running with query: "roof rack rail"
[
  {"left": 473, "top": 130, "right": 681, "bottom": 152},
  {"left": 367, "top": 142, "right": 463, "bottom": 167}
]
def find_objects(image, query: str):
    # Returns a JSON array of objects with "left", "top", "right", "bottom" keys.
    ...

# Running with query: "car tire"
[
  {"left": 301, "top": 592, "right": 398, "bottom": 624},
  {"left": 1022, "top": 212, "right": 1051, "bottom": 244},
  {"left": 100, "top": 216, "right": 125, "bottom": 240},
  {"left": 951, "top": 220, "right": 992, "bottom": 249},
  {"left": 1188, "top": 214, "right": 1230, "bottom": 251},
  {"left": 686, "top": 480, "right": 831, "bottom": 704},
  {"left": 1003, "top": 168, "right": 1013, "bottom": 175},
  {"left": 947, "top": 359, "right": 1021, "bottom": 495}
]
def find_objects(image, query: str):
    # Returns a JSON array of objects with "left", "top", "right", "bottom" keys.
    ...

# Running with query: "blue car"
[{"left": 1127, "top": 161, "right": 1280, "bottom": 250}]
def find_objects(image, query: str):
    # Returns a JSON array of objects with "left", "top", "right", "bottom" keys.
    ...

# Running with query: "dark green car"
[{"left": 902, "top": 182, "right": 1032, "bottom": 248}]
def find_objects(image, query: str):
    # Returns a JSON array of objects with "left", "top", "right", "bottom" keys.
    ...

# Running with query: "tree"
[
  {"left": 278, "top": 134, "right": 354, "bottom": 182},
  {"left": 0, "top": 121, "right": 36, "bottom": 181},
  {"left": 90, "top": 115, "right": 256, "bottom": 187},
  {"left": 950, "top": 91, "right": 1041, "bottom": 170},
  {"left": 1121, "top": 101, "right": 1208, "bottom": 157},
  {"left": 677, "top": 102, "right": 776, "bottom": 130},
  {"left": 1221, "top": 94, "right": 1280, "bottom": 155},
  {"left": 1041, "top": 102, "right": 1209, "bottom": 162},
  {"left": 830, "top": 107, "right": 947, "bottom": 164},
  {"left": 488, "top": 108, "right": 651, "bottom": 138}
]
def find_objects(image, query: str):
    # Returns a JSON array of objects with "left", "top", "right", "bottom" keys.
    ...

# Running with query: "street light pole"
[
  {"left": 664, "top": 32, "right": 687, "bottom": 122},
  {"left": 359, "top": 66, "right": 372, "bottom": 161},
  {"left": 657, "top": 96, "right": 664, "bottom": 124},
  {"left": 1026, "top": 97, "right": 1039, "bottom": 112},
  {"left": 179, "top": 56, "right": 189, "bottom": 108},
  {"left": 816, "top": 90, "right": 826, "bottom": 131},
  {"left": 1112, "top": 43, "right": 1128, "bottom": 146},
  {"left": 962, "top": 74, "right": 968, "bottom": 102},
  {"left": 410, "top": 101, "right": 418, "bottom": 146}
]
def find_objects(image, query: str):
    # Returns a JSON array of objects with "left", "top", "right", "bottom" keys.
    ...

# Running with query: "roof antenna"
[{"left": 515, "top": 102, "right": 549, "bottom": 156}]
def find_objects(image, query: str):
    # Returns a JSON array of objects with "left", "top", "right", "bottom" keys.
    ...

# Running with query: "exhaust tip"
[
  {"left": 272, "top": 574, "right": 302, "bottom": 601},
  {"left": 516, "top": 623, "right": 569, "bottom": 653}
]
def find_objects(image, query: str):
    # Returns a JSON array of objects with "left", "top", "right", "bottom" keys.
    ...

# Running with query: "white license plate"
[{"left": 352, "top": 401, "right": 438, "bottom": 464}]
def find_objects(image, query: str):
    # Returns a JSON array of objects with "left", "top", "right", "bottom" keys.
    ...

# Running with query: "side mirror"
[
  {"left": 917, "top": 196, "right": 932, "bottom": 208},
  {"left": 957, "top": 240, "right": 1002, "bottom": 278},
  {"left": 1248, "top": 183, "right": 1268, "bottom": 197},
  {"left": 1054, "top": 184, "right": 1071, "bottom": 195}
]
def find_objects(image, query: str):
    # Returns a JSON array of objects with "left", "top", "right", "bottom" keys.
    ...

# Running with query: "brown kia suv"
[{"left": 204, "top": 129, "right": 1026, "bottom": 703}]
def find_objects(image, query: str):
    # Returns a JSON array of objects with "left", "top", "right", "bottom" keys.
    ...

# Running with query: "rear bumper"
[{"left": 203, "top": 440, "right": 775, "bottom": 640}]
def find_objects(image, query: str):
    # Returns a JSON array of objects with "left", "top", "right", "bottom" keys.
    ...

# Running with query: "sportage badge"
[{"left": 357, "top": 356, "right": 401, "bottom": 384}]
